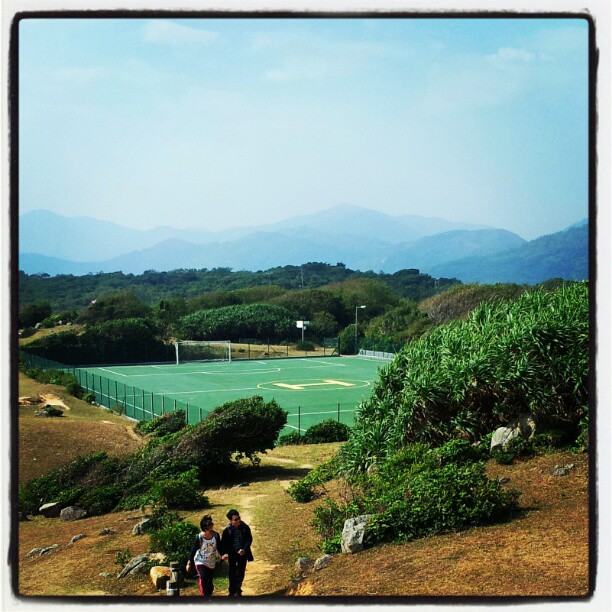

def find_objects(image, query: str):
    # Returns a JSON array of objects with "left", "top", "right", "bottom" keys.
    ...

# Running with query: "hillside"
[{"left": 428, "top": 223, "right": 588, "bottom": 284}]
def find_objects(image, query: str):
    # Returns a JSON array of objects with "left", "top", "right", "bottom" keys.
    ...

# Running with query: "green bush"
[
  {"left": 137, "top": 410, "right": 187, "bottom": 438},
  {"left": 432, "top": 439, "right": 483, "bottom": 466},
  {"left": 295, "top": 340, "right": 316, "bottom": 351},
  {"left": 278, "top": 431, "right": 303, "bottom": 446},
  {"left": 147, "top": 469, "right": 209, "bottom": 510},
  {"left": 303, "top": 420, "right": 351, "bottom": 444},
  {"left": 321, "top": 534, "right": 342, "bottom": 554},
  {"left": 44, "top": 406, "right": 64, "bottom": 417},
  {"left": 149, "top": 520, "right": 200, "bottom": 566},
  {"left": 82, "top": 391, "right": 96, "bottom": 404},
  {"left": 79, "top": 485, "right": 124, "bottom": 515},
  {"left": 492, "top": 436, "right": 534, "bottom": 465},
  {"left": 342, "top": 283, "right": 589, "bottom": 472},
  {"left": 287, "top": 456, "right": 341, "bottom": 503}
]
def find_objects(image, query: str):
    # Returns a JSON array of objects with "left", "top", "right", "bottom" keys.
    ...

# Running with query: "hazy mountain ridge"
[{"left": 19, "top": 206, "right": 587, "bottom": 284}]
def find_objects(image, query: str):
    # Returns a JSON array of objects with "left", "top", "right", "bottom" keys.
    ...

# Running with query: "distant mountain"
[
  {"left": 19, "top": 205, "right": 494, "bottom": 266},
  {"left": 428, "top": 224, "right": 588, "bottom": 284},
  {"left": 380, "top": 229, "right": 526, "bottom": 273}
]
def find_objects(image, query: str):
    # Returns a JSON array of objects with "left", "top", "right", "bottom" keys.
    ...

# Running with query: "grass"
[{"left": 19, "top": 325, "right": 83, "bottom": 346}]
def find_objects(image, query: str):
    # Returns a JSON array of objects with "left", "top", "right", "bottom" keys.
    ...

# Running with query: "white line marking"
[
  {"left": 297, "top": 358, "right": 345, "bottom": 367},
  {"left": 154, "top": 387, "right": 259, "bottom": 395},
  {"left": 288, "top": 409, "right": 356, "bottom": 417},
  {"left": 99, "top": 368, "right": 127, "bottom": 377}
]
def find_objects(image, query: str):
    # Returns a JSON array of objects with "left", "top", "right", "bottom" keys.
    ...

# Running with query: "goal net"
[{"left": 174, "top": 340, "right": 232, "bottom": 364}]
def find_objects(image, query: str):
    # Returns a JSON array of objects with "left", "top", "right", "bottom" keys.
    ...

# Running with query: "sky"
[{"left": 19, "top": 17, "right": 589, "bottom": 240}]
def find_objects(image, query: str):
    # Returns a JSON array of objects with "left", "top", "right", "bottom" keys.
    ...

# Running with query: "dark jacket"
[{"left": 221, "top": 522, "right": 254, "bottom": 562}]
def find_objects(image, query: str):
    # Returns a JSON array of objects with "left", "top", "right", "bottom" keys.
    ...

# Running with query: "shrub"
[
  {"left": 287, "top": 456, "right": 341, "bottom": 503},
  {"left": 149, "top": 520, "right": 200, "bottom": 566},
  {"left": 278, "top": 431, "right": 303, "bottom": 446},
  {"left": 303, "top": 420, "right": 351, "bottom": 444},
  {"left": 321, "top": 534, "right": 342, "bottom": 554},
  {"left": 295, "top": 340, "right": 316, "bottom": 351},
  {"left": 287, "top": 480, "right": 316, "bottom": 503},
  {"left": 492, "top": 436, "right": 534, "bottom": 465},
  {"left": 82, "top": 391, "right": 96, "bottom": 404},
  {"left": 44, "top": 406, "right": 64, "bottom": 417},
  {"left": 432, "top": 439, "right": 482, "bottom": 466},
  {"left": 146, "top": 469, "right": 209, "bottom": 510},
  {"left": 79, "top": 485, "right": 124, "bottom": 515},
  {"left": 138, "top": 410, "right": 187, "bottom": 438}
]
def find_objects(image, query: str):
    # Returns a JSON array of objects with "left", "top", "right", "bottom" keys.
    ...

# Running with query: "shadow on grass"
[{"left": 208, "top": 464, "right": 312, "bottom": 488}]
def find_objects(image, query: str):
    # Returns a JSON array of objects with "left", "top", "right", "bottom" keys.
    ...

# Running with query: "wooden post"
[{"left": 298, "top": 406, "right": 301, "bottom": 438}]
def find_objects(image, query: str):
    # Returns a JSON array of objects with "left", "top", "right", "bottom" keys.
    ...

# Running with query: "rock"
[
  {"left": 60, "top": 506, "right": 87, "bottom": 521},
  {"left": 150, "top": 566, "right": 172, "bottom": 589},
  {"left": 39, "top": 502, "right": 62, "bottom": 518},
  {"left": 35, "top": 411, "right": 49, "bottom": 417},
  {"left": 27, "top": 548, "right": 42, "bottom": 557},
  {"left": 70, "top": 534, "right": 87, "bottom": 544},
  {"left": 551, "top": 464, "right": 575, "bottom": 477},
  {"left": 313, "top": 554, "right": 333, "bottom": 571},
  {"left": 509, "top": 413, "right": 536, "bottom": 440},
  {"left": 118, "top": 554, "right": 151, "bottom": 578},
  {"left": 341, "top": 515, "right": 373, "bottom": 554},
  {"left": 499, "top": 477, "right": 511, "bottom": 485},
  {"left": 99, "top": 572, "right": 115, "bottom": 578},
  {"left": 490, "top": 427, "right": 519, "bottom": 453},
  {"left": 295, "top": 556, "right": 314, "bottom": 575},
  {"left": 132, "top": 518, "right": 152, "bottom": 535},
  {"left": 98, "top": 528, "right": 115, "bottom": 536},
  {"left": 39, "top": 544, "right": 60, "bottom": 556}
]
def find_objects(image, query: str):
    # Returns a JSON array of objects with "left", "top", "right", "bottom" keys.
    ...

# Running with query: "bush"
[
  {"left": 138, "top": 410, "right": 187, "bottom": 438},
  {"left": 287, "top": 456, "right": 341, "bottom": 503},
  {"left": 303, "top": 420, "right": 351, "bottom": 444},
  {"left": 44, "top": 406, "right": 64, "bottom": 417},
  {"left": 82, "top": 391, "right": 96, "bottom": 404},
  {"left": 432, "top": 439, "right": 482, "bottom": 466},
  {"left": 146, "top": 469, "right": 209, "bottom": 510},
  {"left": 149, "top": 520, "right": 200, "bottom": 566},
  {"left": 492, "top": 436, "right": 534, "bottom": 465},
  {"left": 278, "top": 431, "right": 303, "bottom": 446},
  {"left": 79, "top": 485, "right": 124, "bottom": 515},
  {"left": 295, "top": 340, "right": 316, "bottom": 351}
]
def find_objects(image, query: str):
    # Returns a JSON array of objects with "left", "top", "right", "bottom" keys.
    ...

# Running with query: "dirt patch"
[{"left": 40, "top": 393, "right": 71, "bottom": 410}]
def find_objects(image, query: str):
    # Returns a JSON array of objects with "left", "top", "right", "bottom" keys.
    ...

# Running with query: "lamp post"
[{"left": 355, "top": 305, "right": 366, "bottom": 354}]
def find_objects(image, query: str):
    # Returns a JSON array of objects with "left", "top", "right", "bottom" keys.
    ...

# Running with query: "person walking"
[
  {"left": 221, "top": 509, "right": 253, "bottom": 597},
  {"left": 186, "top": 515, "right": 227, "bottom": 598}
]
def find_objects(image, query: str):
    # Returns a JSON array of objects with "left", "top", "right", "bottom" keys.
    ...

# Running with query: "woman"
[{"left": 186, "top": 514, "right": 228, "bottom": 597}]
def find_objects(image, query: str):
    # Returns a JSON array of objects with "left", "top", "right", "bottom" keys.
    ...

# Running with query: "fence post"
[
  {"left": 174, "top": 399, "right": 177, "bottom": 413},
  {"left": 338, "top": 403, "right": 340, "bottom": 423},
  {"left": 151, "top": 392, "right": 154, "bottom": 418},
  {"left": 298, "top": 406, "right": 301, "bottom": 438},
  {"left": 199, "top": 407, "right": 203, "bottom": 423},
  {"left": 186, "top": 404, "right": 189, "bottom": 425},
  {"left": 142, "top": 390, "right": 145, "bottom": 419},
  {"left": 115, "top": 381, "right": 118, "bottom": 407},
  {"left": 162, "top": 396, "right": 165, "bottom": 415}
]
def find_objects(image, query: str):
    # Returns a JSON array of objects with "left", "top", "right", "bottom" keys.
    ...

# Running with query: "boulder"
[
  {"left": 69, "top": 534, "right": 87, "bottom": 544},
  {"left": 118, "top": 554, "right": 151, "bottom": 578},
  {"left": 132, "top": 518, "right": 153, "bottom": 535},
  {"left": 40, "top": 544, "right": 60, "bottom": 556},
  {"left": 341, "top": 515, "right": 373, "bottom": 554},
  {"left": 27, "top": 548, "right": 42, "bottom": 557},
  {"left": 551, "top": 464, "right": 575, "bottom": 477},
  {"left": 490, "top": 427, "right": 519, "bottom": 453},
  {"left": 508, "top": 414, "right": 536, "bottom": 439},
  {"left": 39, "top": 503, "right": 62, "bottom": 518},
  {"left": 98, "top": 528, "right": 115, "bottom": 536},
  {"left": 295, "top": 557, "right": 314, "bottom": 576},
  {"left": 314, "top": 554, "right": 333, "bottom": 571},
  {"left": 99, "top": 572, "right": 115, "bottom": 578},
  {"left": 60, "top": 506, "right": 87, "bottom": 521},
  {"left": 150, "top": 566, "right": 172, "bottom": 589}
]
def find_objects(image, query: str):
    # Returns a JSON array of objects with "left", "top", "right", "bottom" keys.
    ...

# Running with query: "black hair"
[
  {"left": 226, "top": 509, "right": 239, "bottom": 520},
  {"left": 200, "top": 514, "right": 214, "bottom": 531}
]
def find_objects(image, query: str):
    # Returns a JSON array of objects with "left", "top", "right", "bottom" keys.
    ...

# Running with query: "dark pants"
[
  {"left": 227, "top": 554, "right": 248, "bottom": 595},
  {"left": 196, "top": 564, "right": 215, "bottom": 597}
]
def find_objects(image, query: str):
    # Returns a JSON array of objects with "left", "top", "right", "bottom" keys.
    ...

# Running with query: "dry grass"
[
  {"left": 17, "top": 371, "right": 589, "bottom": 599},
  {"left": 19, "top": 324, "right": 83, "bottom": 346}
]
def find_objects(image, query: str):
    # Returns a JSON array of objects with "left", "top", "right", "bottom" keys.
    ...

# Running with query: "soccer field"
[{"left": 76, "top": 356, "right": 389, "bottom": 434}]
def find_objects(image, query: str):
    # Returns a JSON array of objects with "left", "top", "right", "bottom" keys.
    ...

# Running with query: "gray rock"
[
  {"left": 60, "top": 506, "right": 87, "bottom": 521},
  {"left": 490, "top": 427, "right": 519, "bottom": 453},
  {"left": 132, "top": 518, "right": 152, "bottom": 535},
  {"left": 499, "top": 477, "right": 511, "bottom": 485},
  {"left": 99, "top": 572, "right": 115, "bottom": 578},
  {"left": 35, "top": 411, "right": 49, "bottom": 417},
  {"left": 314, "top": 554, "right": 333, "bottom": 571},
  {"left": 341, "top": 515, "right": 373, "bottom": 554},
  {"left": 27, "top": 548, "right": 42, "bottom": 557},
  {"left": 118, "top": 554, "right": 152, "bottom": 578},
  {"left": 39, "top": 544, "right": 60, "bottom": 556},
  {"left": 39, "top": 502, "right": 62, "bottom": 518},
  {"left": 508, "top": 413, "right": 536, "bottom": 440},
  {"left": 551, "top": 464, "right": 575, "bottom": 477},
  {"left": 295, "top": 556, "right": 314, "bottom": 575},
  {"left": 70, "top": 534, "right": 87, "bottom": 544},
  {"left": 98, "top": 528, "right": 115, "bottom": 536}
]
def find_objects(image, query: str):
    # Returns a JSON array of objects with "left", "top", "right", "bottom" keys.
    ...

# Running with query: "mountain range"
[{"left": 18, "top": 205, "right": 588, "bottom": 284}]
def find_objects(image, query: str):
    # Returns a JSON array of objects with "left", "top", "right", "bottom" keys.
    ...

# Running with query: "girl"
[{"left": 186, "top": 515, "right": 227, "bottom": 597}]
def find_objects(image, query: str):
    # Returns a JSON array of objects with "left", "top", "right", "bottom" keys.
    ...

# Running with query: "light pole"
[{"left": 355, "top": 305, "right": 366, "bottom": 354}]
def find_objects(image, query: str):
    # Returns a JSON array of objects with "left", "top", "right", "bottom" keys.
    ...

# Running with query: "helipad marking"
[{"left": 273, "top": 379, "right": 355, "bottom": 390}]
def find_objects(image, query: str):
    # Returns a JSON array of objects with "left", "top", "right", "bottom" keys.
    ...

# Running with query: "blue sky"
[{"left": 19, "top": 17, "right": 589, "bottom": 239}]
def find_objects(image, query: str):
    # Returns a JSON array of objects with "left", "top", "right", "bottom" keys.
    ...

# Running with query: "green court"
[{"left": 76, "top": 356, "right": 389, "bottom": 434}]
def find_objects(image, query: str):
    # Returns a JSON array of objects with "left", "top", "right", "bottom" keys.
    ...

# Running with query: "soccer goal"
[{"left": 174, "top": 340, "right": 232, "bottom": 364}]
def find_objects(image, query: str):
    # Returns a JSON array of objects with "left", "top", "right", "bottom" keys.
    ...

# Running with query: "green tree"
[{"left": 19, "top": 301, "right": 52, "bottom": 328}]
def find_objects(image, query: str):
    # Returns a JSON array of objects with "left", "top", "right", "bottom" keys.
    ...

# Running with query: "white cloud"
[
  {"left": 142, "top": 20, "right": 218, "bottom": 45},
  {"left": 485, "top": 46, "right": 536, "bottom": 65}
]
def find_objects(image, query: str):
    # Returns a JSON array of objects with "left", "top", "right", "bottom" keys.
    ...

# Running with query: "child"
[{"left": 186, "top": 514, "right": 228, "bottom": 597}]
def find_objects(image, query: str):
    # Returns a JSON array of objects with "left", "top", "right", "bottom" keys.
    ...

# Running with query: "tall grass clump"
[{"left": 341, "top": 282, "right": 589, "bottom": 473}]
